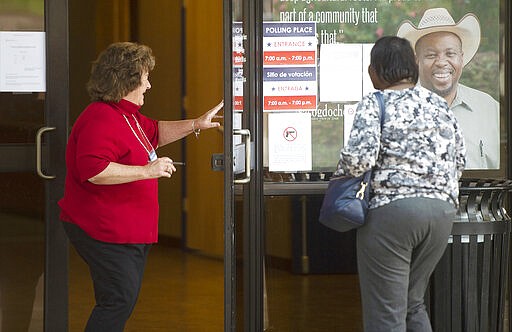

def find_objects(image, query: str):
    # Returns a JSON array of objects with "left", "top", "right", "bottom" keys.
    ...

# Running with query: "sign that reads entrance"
[{"left": 263, "top": 22, "right": 317, "bottom": 113}]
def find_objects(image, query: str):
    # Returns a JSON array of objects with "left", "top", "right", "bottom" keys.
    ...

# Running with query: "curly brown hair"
[{"left": 86, "top": 42, "right": 155, "bottom": 102}]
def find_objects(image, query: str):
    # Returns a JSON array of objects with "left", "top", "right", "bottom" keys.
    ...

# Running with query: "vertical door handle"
[
  {"left": 36, "top": 126, "right": 56, "bottom": 179},
  {"left": 233, "top": 129, "right": 251, "bottom": 184}
]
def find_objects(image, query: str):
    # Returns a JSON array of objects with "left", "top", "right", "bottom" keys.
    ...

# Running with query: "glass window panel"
[
  {"left": 262, "top": 0, "right": 507, "bottom": 180},
  {"left": 263, "top": 0, "right": 508, "bottom": 330},
  {"left": 0, "top": 1, "right": 45, "bottom": 331}
]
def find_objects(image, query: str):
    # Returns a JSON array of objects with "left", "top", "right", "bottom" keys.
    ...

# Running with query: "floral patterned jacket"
[{"left": 335, "top": 86, "right": 466, "bottom": 209}]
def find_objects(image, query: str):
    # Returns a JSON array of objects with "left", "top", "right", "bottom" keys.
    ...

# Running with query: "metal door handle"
[
  {"left": 36, "top": 126, "right": 56, "bottom": 179},
  {"left": 233, "top": 129, "right": 251, "bottom": 184}
]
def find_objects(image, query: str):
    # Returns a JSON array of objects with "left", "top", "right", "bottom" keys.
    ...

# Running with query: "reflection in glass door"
[
  {"left": 0, "top": 0, "right": 68, "bottom": 330},
  {"left": 0, "top": 94, "right": 45, "bottom": 332},
  {"left": 0, "top": 3, "right": 46, "bottom": 330}
]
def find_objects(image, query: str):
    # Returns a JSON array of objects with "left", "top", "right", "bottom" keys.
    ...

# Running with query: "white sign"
[
  {"left": 0, "top": 31, "right": 46, "bottom": 92},
  {"left": 268, "top": 112, "right": 312, "bottom": 171},
  {"left": 319, "top": 43, "right": 374, "bottom": 102}
]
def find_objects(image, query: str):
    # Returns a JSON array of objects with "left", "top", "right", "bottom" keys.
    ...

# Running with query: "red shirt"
[{"left": 58, "top": 99, "right": 159, "bottom": 244}]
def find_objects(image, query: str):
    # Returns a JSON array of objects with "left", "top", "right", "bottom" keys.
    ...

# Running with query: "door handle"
[
  {"left": 233, "top": 129, "right": 251, "bottom": 184},
  {"left": 36, "top": 126, "right": 56, "bottom": 179}
]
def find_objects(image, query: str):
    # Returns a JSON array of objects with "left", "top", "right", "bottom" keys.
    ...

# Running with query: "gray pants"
[{"left": 357, "top": 197, "right": 456, "bottom": 332}]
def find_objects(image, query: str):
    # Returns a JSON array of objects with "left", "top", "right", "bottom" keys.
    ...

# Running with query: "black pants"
[{"left": 62, "top": 222, "right": 152, "bottom": 332}]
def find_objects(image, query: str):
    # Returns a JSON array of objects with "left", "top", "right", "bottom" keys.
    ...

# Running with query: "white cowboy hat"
[{"left": 397, "top": 7, "right": 480, "bottom": 66}]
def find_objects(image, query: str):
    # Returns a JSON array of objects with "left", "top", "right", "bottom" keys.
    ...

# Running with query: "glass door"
[
  {"left": 0, "top": 0, "right": 68, "bottom": 330},
  {"left": 223, "top": 0, "right": 265, "bottom": 330},
  {"left": 223, "top": 0, "right": 510, "bottom": 331}
]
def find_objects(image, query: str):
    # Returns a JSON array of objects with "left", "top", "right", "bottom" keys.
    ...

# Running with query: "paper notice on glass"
[
  {"left": 362, "top": 43, "right": 375, "bottom": 96},
  {"left": 268, "top": 112, "right": 312, "bottom": 172},
  {"left": 233, "top": 112, "right": 242, "bottom": 145},
  {"left": 0, "top": 31, "right": 46, "bottom": 92},
  {"left": 343, "top": 103, "right": 358, "bottom": 146},
  {"left": 319, "top": 43, "right": 363, "bottom": 103}
]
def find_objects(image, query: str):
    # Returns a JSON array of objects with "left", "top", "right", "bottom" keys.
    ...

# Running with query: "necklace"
[{"left": 123, "top": 114, "right": 157, "bottom": 162}]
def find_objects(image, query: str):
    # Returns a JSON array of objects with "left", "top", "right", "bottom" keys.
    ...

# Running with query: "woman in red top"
[{"left": 58, "top": 42, "right": 222, "bottom": 331}]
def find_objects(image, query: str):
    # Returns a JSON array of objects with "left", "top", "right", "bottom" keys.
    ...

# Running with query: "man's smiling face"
[{"left": 415, "top": 31, "right": 464, "bottom": 103}]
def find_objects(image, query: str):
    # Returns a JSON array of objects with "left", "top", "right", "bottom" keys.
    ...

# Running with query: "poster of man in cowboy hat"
[
  {"left": 271, "top": 1, "right": 502, "bottom": 172},
  {"left": 397, "top": 7, "right": 500, "bottom": 170}
]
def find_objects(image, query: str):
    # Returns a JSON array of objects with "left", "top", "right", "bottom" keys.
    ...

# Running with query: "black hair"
[{"left": 370, "top": 36, "right": 418, "bottom": 85}]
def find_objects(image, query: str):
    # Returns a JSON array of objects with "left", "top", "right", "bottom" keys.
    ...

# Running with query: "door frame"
[
  {"left": 223, "top": 0, "right": 265, "bottom": 330},
  {"left": 222, "top": 1, "right": 236, "bottom": 329},
  {"left": 44, "top": 0, "right": 69, "bottom": 330}
]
